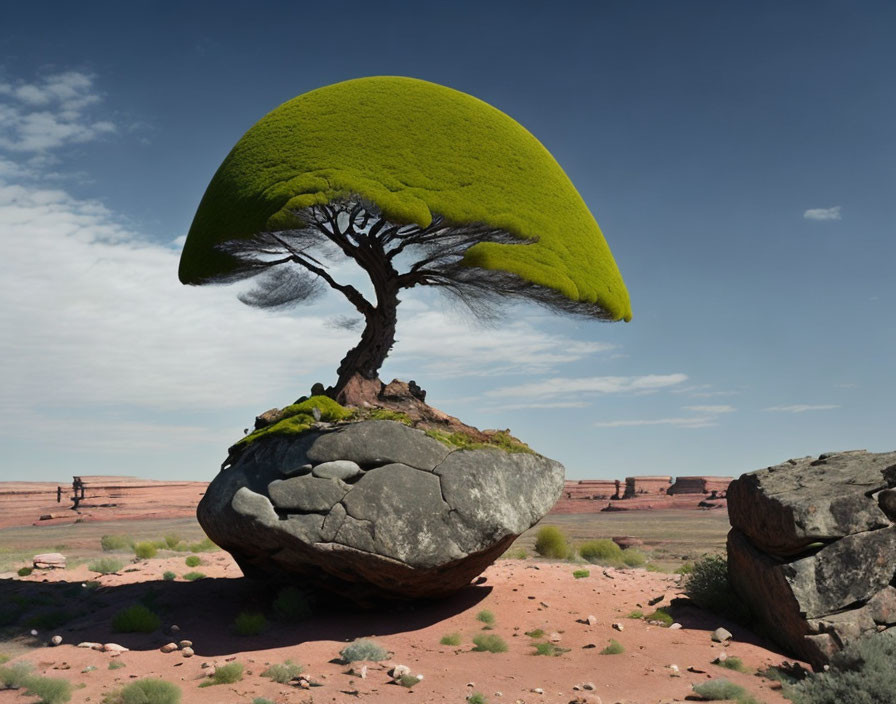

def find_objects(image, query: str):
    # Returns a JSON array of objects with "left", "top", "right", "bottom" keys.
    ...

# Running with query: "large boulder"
[
  {"left": 726, "top": 450, "right": 896, "bottom": 669},
  {"left": 198, "top": 420, "right": 564, "bottom": 602}
]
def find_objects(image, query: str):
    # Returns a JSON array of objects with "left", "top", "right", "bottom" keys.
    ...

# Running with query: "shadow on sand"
[{"left": 0, "top": 575, "right": 491, "bottom": 657}]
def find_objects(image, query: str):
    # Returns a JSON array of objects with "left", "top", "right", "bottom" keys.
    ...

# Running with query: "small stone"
[
  {"left": 583, "top": 682, "right": 596, "bottom": 690},
  {"left": 667, "top": 664, "right": 680, "bottom": 677},
  {"left": 391, "top": 664, "right": 411, "bottom": 680},
  {"left": 467, "top": 682, "right": 475, "bottom": 687},
  {"left": 612, "top": 622, "right": 624, "bottom": 631},
  {"left": 178, "top": 639, "right": 192, "bottom": 648},
  {"left": 586, "top": 614, "right": 598, "bottom": 626},
  {"left": 200, "top": 662, "right": 212, "bottom": 669},
  {"left": 103, "top": 643, "right": 129, "bottom": 653},
  {"left": 669, "top": 623, "right": 682, "bottom": 630},
  {"left": 549, "top": 632, "right": 562, "bottom": 642},
  {"left": 50, "top": 635, "right": 63, "bottom": 646},
  {"left": 161, "top": 642, "right": 179, "bottom": 653},
  {"left": 711, "top": 627, "right": 733, "bottom": 643},
  {"left": 531, "top": 687, "right": 544, "bottom": 694},
  {"left": 716, "top": 651, "right": 728, "bottom": 662},
  {"left": 168, "top": 624, "right": 181, "bottom": 633},
  {"left": 351, "top": 665, "right": 367, "bottom": 679},
  {"left": 32, "top": 552, "right": 66, "bottom": 569},
  {"left": 77, "top": 642, "right": 102, "bottom": 649},
  {"left": 182, "top": 647, "right": 194, "bottom": 658}
]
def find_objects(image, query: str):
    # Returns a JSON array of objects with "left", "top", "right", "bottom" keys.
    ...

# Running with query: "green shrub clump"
[
  {"left": 440, "top": 632, "right": 461, "bottom": 645},
  {"left": 111, "top": 604, "right": 161, "bottom": 633},
  {"left": 162, "top": 571, "right": 176, "bottom": 581},
  {"left": 22, "top": 675, "right": 72, "bottom": 704},
  {"left": 692, "top": 679, "right": 756, "bottom": 703},
  {"left": 534, "top": 525, "right": 570, "bottom": 559},
  {"left": 578, "top": 539, "right": 622, "bottom": 564},
  {"left": 532, "top": 641, "right": 569, "bottom": 656},
  {"left": 572, "top": 569, "right": 590, "bottom": 579},
  {"left": 260, "top": 660, "right": 303, "bottom": 684},
  {"left": 786, "top": 630, "right": 896, "bottom": 704},
  {"left": 715, "top": 656, "right": 749, "bottom": 673},
  {"left": 89, "top": 557, "right": 124, "bottom": 575},
  {"left": 103, "top": 678, "right": 180, "bottom": 704},
  {"left": 101, "top": 535, "right": 132, "bottom": 552},
  {"left": 108, "top": 660, "right": 126, "bottom": 670},
  {"left": 1, "top": 661, "right": 34, "bottom": 688},
  {"left": 17, "top": 566, "right": 33, "bottom": 577},
  {"left": 184, "top": 556, "right": 201, "bottom": 567},
  {"left": 524, "top": 628, "right": 545, "bottom": 638},
  {"left": 620, "top": 548, "right": 647, "bottom": 567},
  {"left": 339, "top": 638, "right": 388, "bottom": 663},
  {"left": 600, "top": 639, "right": 624, "bottom": 655},
  {"left": 182, "top": 571, "right": 205, "bottom": 581},
  {"left": 467, "top": 694, "right": 488, "bottom": 704},
  {"left": 199, "top": 662, "right": 243, "bottom": 687},
  {"left": 471, "top": 634, "right": 508, "bottom": 653},
  {"left": 684, "top": 554, "right": 750, "bottom": 622},
  {"left": 133, "top": 542, "right": 158, "bottom": 559},
  {"left": 232, "top": 611, "right": 267, "bottom": 636},
  {"left": 626, "top": 609, "right": 644, "bottom": 619},
  {"left": 475, "top": 609, "right": 496, "bottom": 627},
  {"left": 645, "top": 608, "right": 673, "bottom": 626},
  {"left": 272, "top": 586, "right": 311, "bottom": 621}
]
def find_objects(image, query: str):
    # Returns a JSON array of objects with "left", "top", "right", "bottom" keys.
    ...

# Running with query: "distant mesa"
[{"left": 550, "top": 474, "right": 733, "bottom": 514}]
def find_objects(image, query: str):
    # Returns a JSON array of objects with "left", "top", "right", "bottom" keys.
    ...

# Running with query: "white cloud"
[
  {"left": 486, "top": 373, "right": 688, "bottom": 400},
  {"left": 803, "top": 206, "right": 842, "bottom": 221},
  {"left": 763, "top": 404, "right": 839, "bottom": 413},
  {"left": 594, "top": 416, "right": 717, "bottom": 429},
  {"left": 0, "top": 71, "right": 116, "bottom": 152},
  {"left": 683, "top": 404, "right": 735, "bottom": 413}
]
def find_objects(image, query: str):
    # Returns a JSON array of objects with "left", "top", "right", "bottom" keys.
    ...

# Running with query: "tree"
[{"left": 179, "top": 76, "right": 632, "bottom": 400}]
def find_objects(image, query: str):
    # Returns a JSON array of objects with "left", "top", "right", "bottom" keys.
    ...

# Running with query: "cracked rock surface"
[
  {"left": 726, "top": 449, "right": 896, "bottom": 669},
  {"left": 197, "top": 420, "right": 564, "bottom": 601}
]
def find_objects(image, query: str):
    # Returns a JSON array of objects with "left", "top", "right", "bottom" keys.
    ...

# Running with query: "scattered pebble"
[
  {"left": 531, "top": 687, "right": 544, "bottom": 694},
  {"left": 712, "top": 627, "right": 733, "bottom": 643},
  {"left": 160, "top": 642, "right": 179, "bottom": 653},
  {"left": 586, "top": 614, "right": 598, "bottom": 626},
  {"left": 103, "top": 643, "right": 128, "bottom": 653},
  {"left": 178, "top": 639, "right": 192, "bottom": 648},
  {"left": 50, "top": 635, "right": 62, "bottom": 646},
  {"left": 669, "top": 623, "right": 682, "bottom": 630},
  {"left": 612, "top": 622, "right": 624, "bottom": 631},
  {"left": 182, "top": 647, "right": 194, "bottom": 658},
  {"left": 77, "top": 642, "right": 102, "bottom": 649},
  {"left": 667, "top": 664, "right": 680, "bottom": 677}
]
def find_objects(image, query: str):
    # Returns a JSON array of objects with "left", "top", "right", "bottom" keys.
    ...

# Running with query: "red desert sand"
[{"left": 2, "top": 552, "right": 800, "bottom": 704}]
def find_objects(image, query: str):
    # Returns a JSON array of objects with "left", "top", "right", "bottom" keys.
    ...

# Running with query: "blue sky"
[{"left": 1, "top": 1, "right": 893, "bottom": 482}]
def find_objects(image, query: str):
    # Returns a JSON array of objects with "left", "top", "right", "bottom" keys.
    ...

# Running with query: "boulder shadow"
[{"left": 0, "top": 575, "right": 491, "bottom": 657}]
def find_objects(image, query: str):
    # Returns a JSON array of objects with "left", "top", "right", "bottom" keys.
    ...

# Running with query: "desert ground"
[{"left": 0, "top": 502, "right": 803, "bottom": 704}]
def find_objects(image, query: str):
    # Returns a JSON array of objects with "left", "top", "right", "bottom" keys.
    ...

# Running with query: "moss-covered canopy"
[{"left": 179, "top": 76, "right": 631, "bottom": 321}]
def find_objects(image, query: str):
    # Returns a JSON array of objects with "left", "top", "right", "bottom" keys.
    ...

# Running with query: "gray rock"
[
  {"left": 727, "top": 449, "right": 896, "bottom": 670},
  {"left": 312, "top": 460, "right": 363, "bottom": 481},
  {"left": 197, "top": 420, "right": 564, "bottom": 601},
  {"left": 268, "top": 475, "right": 348, "bottom": 513},
  {"left": 306, "top": 420, "right": 450, "bottom": 469},
  {"left": 727, "top": 450, "right": 896, "bottom": 556},
  {"left": 711, "top": 627, "right": 732, "bottom": 642}
]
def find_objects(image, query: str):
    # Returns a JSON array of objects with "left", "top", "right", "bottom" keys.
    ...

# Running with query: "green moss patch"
[
  {"left": 425, "top": 428, "right": 533, "bottom": 454},
  {"left": 234, "top": 395, "right": 353, "bottom": 448}
]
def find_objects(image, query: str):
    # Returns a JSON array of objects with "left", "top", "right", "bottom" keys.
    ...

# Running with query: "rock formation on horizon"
[{"left": 726, "top": 449, "right": 896, "bottom": 669}]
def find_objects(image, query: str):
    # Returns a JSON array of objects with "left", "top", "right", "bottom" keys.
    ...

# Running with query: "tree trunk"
[{"left": 332, "top": 290, "right": 398, "bottom": 400}]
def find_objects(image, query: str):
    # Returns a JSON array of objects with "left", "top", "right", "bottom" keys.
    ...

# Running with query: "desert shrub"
[
  {"left": 532, "top": 641, "right": 569, "bottom": 656},
  {"left": 534, "top": 525, "right": 570, "bottom": 559},
  {"left": 674, "top": 561, "right": 694, "bottom": 574},
  {"left": 692, "top": 679, "right": 754, "bottom": 702},
  {"left": 683, "top": 554, "right": 750, "bottom": 622},
  {"left": 272, "top": 586, "right": 311, "bottom": 621},
  {"left": 620, "top": 548, "right": 647, "bottom": 567},
  {"left": 467, "top": 694, "right": 488, "bottom": 704},
  {"left": 645, "top": 608, "right": 673, "bottom": 626},
  {"left": 188, "top": 537, "right": 218, "bottom": 552},
  {"left": 184, "top": 556, "right": 201, "bottom": 568},
  {"left": 339, "top": 638, "right": 387, "bottom": 663},
  {"left": 199, "top": 662, "right": 243, "bottom": 687},
  {"left": 163, "top": 534, "right": 181, "bottom": 549},
  {"left": 89, "top": 557, "right": 124, "bottom": 574},
  {"left": 475, "top": 609, "right": 495, "bottom": 627},
  {"left": 0, "top": 661, "right": 34, "bottom": 687},
  {"left": 22, "top": 675, "right": 72, "bottom": 704},
  {"left": 471, "top": 634, "right": 507, "bottom": 653},
  {"left": 103, "top": 678, "right": 181, "bottom": 704},
  {"left": 260, "top": 660, "right": 303, "bottom": 684},
  {"left": 232, "top": 611, "right": 267, "bottom": 636},
  {"left": 101, "top": 535, "right": 132, "bottom": 552},
  {"left": 111, "top": 604, "right": 160, "bottom": 633},
  {"left": 17, "top": 566, "right": 33, "bottom": 577},
  {"left": 578, "top": 539, "right": 622, "bottom": 565},
  {"left": 626, "top": 609, "right": 644, "bottom": 619},
  {"left": 182, "top": 571, "right": 205, "bottom": 581},
  {"left": 108, "top": 660, "right": 125, "bottom": 670},
  {"left": 162, "top": 571, "right": 175, "bottom": 581},
  {"left": 715, "top": 656, "right": 749, "bottom": 673},
  {"left": 572, "top": 569, "right": 590, "bottom": 579},
  {"left": 397, "top": 673, "right": 420, "bottom": 688},
  {"left": 440, "top": 632, "right": 461, "bottom": 645},
  {"left": 524, "top": 628, "right": 544, "bottom": 638},
  {"left": 786, "top": 630, "right": 896, "bottom": 704},
  {"left": 600, "top": 639, "right": 624, "bottom": 654},
  {"left": 133, "top": 542, "right": 157, "bottom": 559}
]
